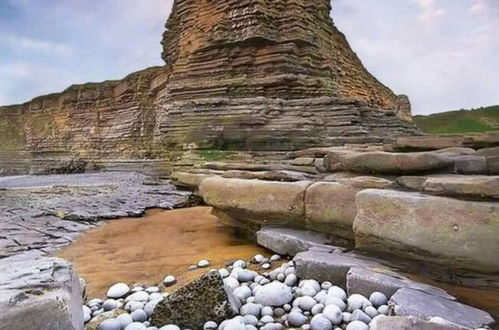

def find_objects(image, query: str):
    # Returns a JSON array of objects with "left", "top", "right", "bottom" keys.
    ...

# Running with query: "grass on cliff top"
[{"left": 414, "top": 105, "right": 499, "bottom": 134}]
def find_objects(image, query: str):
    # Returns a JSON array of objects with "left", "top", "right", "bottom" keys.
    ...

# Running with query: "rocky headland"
[{"left": 0, "top": 0, "right": 498, "bottom": 330}]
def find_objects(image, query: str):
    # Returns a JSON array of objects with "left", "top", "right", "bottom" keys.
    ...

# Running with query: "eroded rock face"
[
  {"left": 0, "top": 251, "right": 83, "bottom": 330},
  {"left": 0, "top": 0, "right": 418, "bottom": 174},
  {"left": 354, "top": 189, "right": 499, "bottom": 273},
  {"left": 150, "top": 272, "right": 240, "bottom": 329}
]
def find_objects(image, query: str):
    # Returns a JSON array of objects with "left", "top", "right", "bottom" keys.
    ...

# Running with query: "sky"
[{"left": 0, "top": 0, "right": 498, "bottom": 115}]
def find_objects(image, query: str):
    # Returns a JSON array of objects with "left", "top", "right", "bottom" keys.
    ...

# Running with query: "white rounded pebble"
[
  {"left": 284, "top": 274, "right": 298, "bottom": 287},
  {"left": 254, "top": 281, "right": 293, "bottom": 306},
  {"left": 351, "top": 309, "right": 371, "bottom": 324},
  {"left": 253, "top": 254, "right": 264, "bottom": 263},
  {"left": 130, "top": 309, "right": 148, "bottom": 322},
  {"left": 159, "top": 326, "right": 180, "bottom": 330},
  {"left": 310, "top": 314, "right": 332, "bottom": 330},
  {"left": 224, "top": 319, "right": 247, "bottom": 330},
  {"left": 233, "top": 260, "right": 247, "bottom": 269},
  {"left": 240, "top": 303, "right": 261, "bottom": 316},
  {"left": 132, "top": 286, "right": 144, "bottom": 292},
  {"left": 342, "top": 312, "right": 352, "bottom": 322},
  {"left": 321, "top": 282, "right": 333, "bottom": 290},
  {"left": 125, "top": 291, "right": 149, "bottom": 302},
  {"left": 224, "top": 277, "right": 240, "bottom": 291},
  {"left": 347, "top": 294, "right": 369, "bottom": 312},
  {"left": 107, "top": 283, "right": 130, "bottom": 299},
  {"left": 296, "top": 296, "right": 317, "bottom": 311},
  {"left": 243, "top": 314, "right": 259, "bottom": 326},
  {"left": 369, "top": 315, "right": 387, "bottom": 329},
  {"left": 346, "top": 320, "right": 368, "bottom": 330},
  {"left": 198, "top": 259, "right": 210, "bottom": 267},
  {"left": 149, "top": 292, "right": 164, "bottom": 302},
  {"left": 369, "top": 292, "right": 387, "bottom": 307},
  {"left": 377, "top": 305, "right": 389, "bottom": 315},
  {"left": 219, "top": 268, "right": 230, "bottom": 278},
  {"left": 261, "top": 306, "right": 274, "bottom": 316},
  {"left": 324, "top": 296, "right": 346, "bottom": 311},
  {"left": 117, "top": 313, "right": 133, "bottom": 328},
  {"left": 261, "top": 263, "right": 271, "bottom": 270},
  {"left": 98, "top": 318, "right": 121, "bottom": 330},
  {"left": 125, "top": 323, "right": 147, "bottom": 330},
  {"left": 82, "top": 305, "right": 91, "bottom": 322},
  {"left": 125, "top": 301, "right": 145, "bottom": 312},
  {"left": 238, "top": 270, "right": 258, "bottom": 282},
  {"left": 323, "top": 304, "right": 342, "bottom": 324},
  {"left": 328, "top": 287, "right": 347, "bottom": 301},
  {"left": 288, "top": 312, "right": 308, "bottom": 327},
  {"left": 145, "top": 286, "right": 159, "bottom": 293},
  {"left": 260, "top": 315, "right": 274, "bottom": 324},
  {"left": 102, "top": 299, "right": 118, "bottom": 311},
  {"left": 144, "top": 300, "right": 160, "bottom": 316},
  {"left": 234, "top": 286, "right": 253, "bottom": 300},
  {"left": 364, "top": 305, "right": 378, "bottom": 318},
  {"left": 311, "top": 303, "right": 324, "bottom": 315},
  {"left": 270, "top": 255, "right": 281, "bottom": 262},
  {"left": 163, "top": 275, "right": 176, "bottom": 286},
  {"left": 204, "top": 321, "right": 218, "bottom": 330}
]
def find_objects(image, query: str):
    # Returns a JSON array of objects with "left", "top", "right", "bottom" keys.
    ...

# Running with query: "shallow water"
[
  {"left": 58, "top": 207, "right": 270, "bottom": 298},
  {"left": 58, "top": 206, "right": 499, "bottom": 322}
]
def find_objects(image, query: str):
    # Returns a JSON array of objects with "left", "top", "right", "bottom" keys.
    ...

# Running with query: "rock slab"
[{"left": 0, "top": 251, "right": 83, "bottom": 330}]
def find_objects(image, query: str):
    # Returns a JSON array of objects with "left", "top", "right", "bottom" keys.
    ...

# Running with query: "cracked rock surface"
[{"left": 0, "top": 172, "right": 191, "bottom": 258}]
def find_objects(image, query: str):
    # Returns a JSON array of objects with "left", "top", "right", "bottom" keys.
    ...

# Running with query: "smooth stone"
[
  {"left": 124, "top": 323, "right": 147, "bottom": 330},
  {"left": 270, "top": 255, "right": 281, "bottom": 262},
  {"left": 224, "top": 277, "right": 240, "bottom": 291},
  {"left": 107, "top": 283, "right": 130, "bottom": 299},
  {"left": 146, "top": 287, "right": 160, "bottom": 293},
  {"left": 284, "top": 274, "right": 298, "bottom": 287},
  {"left": 378, "top": 305, "right": 389, "bottom": 315},
  {"left": 261, "top": 263, "right": 271, "bottom": 270},
  {"left": 125, "top": 301, "right": 145, "bottom": 312},
  {"left": 83, "top": 305, "right": 92, "bottom": 322},
  {"left": 310, "top": 314, "right": 333, "bottom": 330},
  {"left": 364, "top": 305, "right": 379, "bottom": 318},
  {"left": 240, "top": 303, "right": 261, "bottom": 317},
  {"left": 237, "top": 270, "right": 258, "bottom": 282},
  {"left": 204, "top": 321, "right": 218, "bottom": 330},
  {"left": 322, "top": 305, "right": 342, "bottom": 324},
  {"left": 346, "top": 320, "right": 368, "bottom": 330},
  {"left": 347, "top": 294, "right": 370, "bottom": 312},
  {"left": 324, "top": 296, "right": 346, "bottom": 311},
  {"left": 351, "top": 309, "right": 372, "bottom": 323},
  {"left": 163, "top": 275, "right": 176, "bottom": 286},
  {"left": 198, "top": 259, "right": 211, "bottom": 268},
  {"left": 311, "top": 303, "right": 325, "bottom": 315},
  {"left": 219, "top": 268, "right": 230, "bottom": 278},
  {"left": 125, "top": 291, "right": 149, "bottom": 303},
  {"left": 328, "top": 287, "right": 347, "bottom": 301},
  {"left": 158, "top": 326, "right": 181, "bottom": 330},
  {"left": 296, "top": 296, "right": 317, "bottom": 311},
  {"left": 144, "top": 300, "right": 159, "bottom": 317},
  {"left": 243, "top": 314, "right": 259, "bottom": 326},
  {"left": 233, "top": 286, "right": 252, "bottom": 300},
  {"left": 98, "top": 318, "right": 121, "bottom": 330},
  {"left": 369, "top": 292, "right": 387, "bottom": 307},
  {"left": 260, "top": 315, "right": 274, "bottom": 324},
  {"left": 233, "top": 260, "right": 246, "bottom": 269},
  {"left": 131, "top": 309, "right": 148, "bottom": 322},
  {"left": 117, "top": 313, "right": 134, "bottom": 328},
  {"left": 102, "top": 299, "right": 119, "bottom": 311},
  {"left": 254, "top": 282, "right": 293, "bottom": 307},
  {"left": 253, "top": 255, "right": 265, "bottom": 263},
  {"left": 261, "top": 306, "right": 274, "bottom": 316},
  {"left": 288, "top": 311, "right": 307, "bottom": 327}
]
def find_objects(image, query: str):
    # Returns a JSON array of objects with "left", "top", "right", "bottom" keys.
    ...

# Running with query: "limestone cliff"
[{"left": 0, "top": 0, "right": 419, "bottom": 174}]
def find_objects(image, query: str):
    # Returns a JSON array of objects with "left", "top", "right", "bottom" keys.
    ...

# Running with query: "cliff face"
[{"left": 0, "top": 0, "right": 419, "bottom": 174}]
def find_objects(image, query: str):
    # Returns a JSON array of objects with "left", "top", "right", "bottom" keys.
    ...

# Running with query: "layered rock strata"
[{"left": 0, "top": 0, "right": 419, "bottom": 174}]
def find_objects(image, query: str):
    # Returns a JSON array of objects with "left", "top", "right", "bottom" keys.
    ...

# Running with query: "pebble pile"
[{"left": 85, "top": 256, "right": 490, "bottom": 330}]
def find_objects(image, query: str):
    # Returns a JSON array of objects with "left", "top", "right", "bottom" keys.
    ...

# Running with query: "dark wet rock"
[
  {"left": 150, "top": 272, "right": 240, "bottom": 329},
  {"left": 0, "top": 251, "right": 83, "bottom": 330},
  {"left": 390, "top": 288, "right": 495, "bottom": 329}
]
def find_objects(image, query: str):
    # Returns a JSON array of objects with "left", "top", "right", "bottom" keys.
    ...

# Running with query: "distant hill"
[{"left": 414, "top": 105, "right": 499, "bottom": 134}]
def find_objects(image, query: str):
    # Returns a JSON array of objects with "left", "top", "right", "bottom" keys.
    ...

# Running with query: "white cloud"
[
  {"left": 0, "top": 34, "right": 73, "bottom": 57},
  {"left": 411, "top": 0, "right": 446, "bottom": 25},
  {"left": 470, "top": 0, "right": 487, "bottom": 14}
]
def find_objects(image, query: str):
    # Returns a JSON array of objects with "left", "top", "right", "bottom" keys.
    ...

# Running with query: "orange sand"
[{"left": 58, "top": 207, "right": 269, "bottom": 298}]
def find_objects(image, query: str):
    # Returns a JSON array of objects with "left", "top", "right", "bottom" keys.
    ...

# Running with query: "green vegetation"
[
  {"left": 199, "top": 150, "right": 233, "bottom": 161},
  {"left": 414, "top": 105, "right": 499, "bottom": 134}
]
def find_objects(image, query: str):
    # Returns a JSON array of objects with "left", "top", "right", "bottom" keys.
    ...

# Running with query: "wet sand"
[{"left": 58, "top": 207, "right": 269, "bottom": 298}]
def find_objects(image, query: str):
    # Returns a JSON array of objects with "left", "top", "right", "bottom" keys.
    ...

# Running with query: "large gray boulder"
[
  {"left": 199, "top": 177, "right": 311, "bottom": 225},
  {"left": 390, "top": 288, "right": 495, "bottom": 329},
  {"left": 150, "top": 272, "right": 240, "bottom": 329},
  {"left": 354, "top": 189, "right": 499, "bottom": 273},
  {"left": 0, "top": 251, "right": 83, "bottom": 330},
  {"left": 304, "top": 182, "right": 359, "bottom": 239},
  {"left": 371, "top": 316, "right": 468, "bottom": 330}
]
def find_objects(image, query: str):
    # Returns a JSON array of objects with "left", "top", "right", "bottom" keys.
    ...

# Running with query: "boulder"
[
  {"left": 256, "top": 227, "right": 335, "bottom": 257},
  {"left": 371, "top": 316, "right": 467, "bottom": 330},
  {"left": 325, "top": 151, "right": 453, "bottom": 174},
  {"left": 304, "top": 182, "right": 360, "bottom": 239},
  {"left": 150, "top": 272, "right": 240, "bottom": 329},
  {"left": 199, "top": 177, "right": 311, "bottom": 225},
  {"left": 173, "top": 172, "right": 216, "bottom": 189},
  {"left": 390, "top": 288, "right": 495, "bottom": 329},
  {"left": 0, "top": 251, "right": 83, "bottom": 330},
  {"left": 354, "top": 190, "right": 499, "bottom": 272},
  {"left": 422, "top": 175, "right": 499, "bottom": 199}
]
